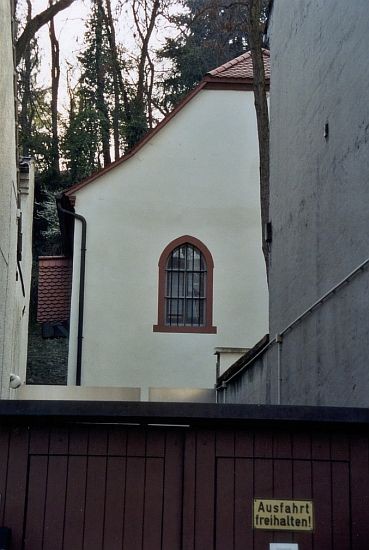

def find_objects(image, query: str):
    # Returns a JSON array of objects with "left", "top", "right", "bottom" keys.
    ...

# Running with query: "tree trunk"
[
  {"left": 104, "top": 0, "right": 121, "bottom": 161},
  {"left": 19, "top": 0, "right": 32, "bottom": 156},
  {"left": 129, "top": 0, "right": 160, "bottom": 146},
  {"left": 247, "top": 0, "right": 270, "bottom": 277},
  {"left": 95, "top": 0, "right": 111, "bottom": 166},
  {"left": 49, "top": 4, "right": 60, "bottom": 178}
]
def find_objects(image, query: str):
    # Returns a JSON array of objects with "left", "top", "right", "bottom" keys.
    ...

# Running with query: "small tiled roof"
[
  {"left": 37, "top": 256, "right": 72, "bottom": 323},
  {"left": 207, "top": 49, "right": 270, "bottom": 80}
]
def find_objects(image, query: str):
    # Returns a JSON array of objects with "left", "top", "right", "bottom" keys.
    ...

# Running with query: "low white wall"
[{"left": 18, "top": 385, "right": 141, "bottom": 401}]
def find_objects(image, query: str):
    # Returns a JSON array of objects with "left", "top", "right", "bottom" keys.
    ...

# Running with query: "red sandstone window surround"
[{"left": 153, "top": 236, "right": 217, "bottom": 334}]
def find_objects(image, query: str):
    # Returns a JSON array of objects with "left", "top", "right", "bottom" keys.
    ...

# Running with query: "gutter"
[{"left": 56, "top": 196, "right": 87, "bottom": 386}]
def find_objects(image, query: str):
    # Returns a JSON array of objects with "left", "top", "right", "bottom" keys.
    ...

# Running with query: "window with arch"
[{"left": 153, "top": 236, "right": 217, "bottom": 333}]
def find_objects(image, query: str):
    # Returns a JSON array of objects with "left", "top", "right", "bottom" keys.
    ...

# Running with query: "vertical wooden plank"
[
  {"left": 311, "top": 430, "right": 331, "bottom": 460},
  {"left": 182, "top": 431, "right": 196, "bottom": 550},
  {"left": 292, "top": 431, "right": 311, "bottom": 459},
  {"left": 273, "top": 431, "right": 292, "bottom": 458},
  {"left": 216, "top": 429, "right": 235, "bottom": 457},
  {"left": 254, "top": 429, "right": 273, "bottom": 458},
  {"left": 69, "top": 426, "right": 88, "bottom": 455},
  {"left": 63, "top": 456, "right": 87, "bottom": 549},
  {"left": 103, "top": 457, "right": 126, "bottom": 550},
  {"left": 162, "top": 430, "right": 183, "bottom": 549},
  {"left": 0, "top": 427, "right": 10, "bottom": 525},
  {"left": 312, "top": 461, "right": 332, "bottom": 549},
  {"left": 330, "top": 431, "right": 349, "bottom": 461},
  {"left": 88, "top": 426, "right": 108, "bottom": 455},
  {"left": 272, "top": 459, "right": 293, "bottom": 543},
  {"left": 108, "top": 426, "right": 127, "bottom": 456},
  {"left": 235, "top": 429, "right": 253, "bottom": 457},
  {"left": 122, "top": 457, "right": 145, "bottom": 550},
  {"left": 234, "top": 458, "right": 253, "bottom": 550},
  {"left": 23, "top": 456, "right": 48, "bottom": 550},
  {"left": 83, "top": 456, "right": 107, "bottom": 549},
  {"left": 194, "top": 430, "right": 216, "bottom": 549},
  {"left": 332, "top": 461, "right": 350, "bottom": 550},
  {"left": 292, "top": 460, "right": 313, "bottom": 550},
  {"left": 127, "top": 428, "right": 146, "bottom": 456},
  {"left": 29, "top": 426, "right": 49, "bottom": 455},
  {"left": 293, "top": 430, "right": 313, "bottom": 549},
  {"left": 49, "top": 426, "right": 69, "bottom": 454},
  {"left": 253, "top": 458, "right": 273, "bottom": 550},
  {"left": 4, "top": 426, "right": 30, "bottom": 550},
  {"left": 146, "top": 429, "right": 165, "bottom": 457},
  {"left": 215, "top": 458, "right": 234, "bottom": 549},
  {"left": 350, "top": 434, "right": 369, "bottom": 549},
  {"left": 142, "top": 458, "right": 164, "bottom": 550},
  {"left": 43, "top": 456, "right": 68, "bottom": 550}
]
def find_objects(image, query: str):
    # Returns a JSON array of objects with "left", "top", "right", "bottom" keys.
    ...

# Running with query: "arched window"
[{"left": 153, "top": 236, "right": 216, "bottom": 333}]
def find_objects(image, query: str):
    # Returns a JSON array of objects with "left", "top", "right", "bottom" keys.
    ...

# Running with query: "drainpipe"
[{"left": 57, "top": 197, "right": 87, "bottom": 386}]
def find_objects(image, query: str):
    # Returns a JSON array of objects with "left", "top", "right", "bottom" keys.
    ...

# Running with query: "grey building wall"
[{"left": 222, "top": 0, "right": 369, "bottom": 406}]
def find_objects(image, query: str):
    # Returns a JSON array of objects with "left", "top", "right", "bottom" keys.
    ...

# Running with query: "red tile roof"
[
  {"left": 207, "top": 49, "right": 270, "bottom": 80},
  {"left": 37, "top": 256, "right": 72, "bottom": 323}
]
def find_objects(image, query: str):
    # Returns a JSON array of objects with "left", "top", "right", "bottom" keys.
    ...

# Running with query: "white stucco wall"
[
  {"left": 0, "top": 2, "right": 18, "bottom": 398},
  {"left": 68, "top": 88, "right": 268, "bottom": 396},
  {"left": 0, "top": 4, "right": 34, "bottom": 398}
]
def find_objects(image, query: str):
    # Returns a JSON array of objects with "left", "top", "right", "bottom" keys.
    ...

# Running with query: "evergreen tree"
[{"left": 158, "top": 0, "right": 248, "bottom": 110}]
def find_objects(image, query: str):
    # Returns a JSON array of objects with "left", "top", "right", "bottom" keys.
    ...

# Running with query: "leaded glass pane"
[{"left": 165, "top": 243, "right": 207, "bottom": 326}]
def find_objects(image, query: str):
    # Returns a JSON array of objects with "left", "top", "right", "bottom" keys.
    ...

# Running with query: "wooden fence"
[{"left": 0, "top": 401, "right": 368, "bottom": 549}]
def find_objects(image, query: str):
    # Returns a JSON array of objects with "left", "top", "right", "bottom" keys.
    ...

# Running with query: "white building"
[
  {"left": 0, "top": 1, "right": 35, "bottom": 398},
  {"left": 31, "top": 51, "right": 269, "bottom": 402}
]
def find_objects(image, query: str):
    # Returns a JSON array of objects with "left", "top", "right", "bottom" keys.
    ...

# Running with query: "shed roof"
[{"left": 37, "top": 256, "right": 72, "bottom": 323}]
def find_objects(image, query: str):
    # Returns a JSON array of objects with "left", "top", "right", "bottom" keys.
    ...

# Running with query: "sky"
[{"left": 20, "top": 0, "right": 179, "bottom": 114}]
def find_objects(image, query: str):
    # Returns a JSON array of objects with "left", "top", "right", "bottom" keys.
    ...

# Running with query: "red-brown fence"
[{"left": 0, "top": 401, "right": 368, "bottom": 549}]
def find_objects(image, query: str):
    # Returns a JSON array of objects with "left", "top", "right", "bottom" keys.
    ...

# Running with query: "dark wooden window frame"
[{"left": 153, "top": 235, "right": 217, "bottom": 333}]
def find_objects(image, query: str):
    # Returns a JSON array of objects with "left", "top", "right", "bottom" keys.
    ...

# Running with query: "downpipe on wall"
[{"left": 57, "top": 197, "right": 87, "bottom": 386}]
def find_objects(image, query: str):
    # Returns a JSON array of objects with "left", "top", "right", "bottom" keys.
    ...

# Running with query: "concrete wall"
[
  {"left": 223, "top": 0, "right": 369, "bottom": 406},
  {"left": 0, "top": 4, "right": 34, "bottom": 398},
  {"left": 0, "top": 1, "right": 18, "bottom": 398},
  {"left": 68, "top": 88, "right": 269, "bottom": 398}
]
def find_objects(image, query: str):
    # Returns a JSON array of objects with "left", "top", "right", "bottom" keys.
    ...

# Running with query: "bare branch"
[{"left": 16, "top": 0, "right": 76, "bottom": 65}]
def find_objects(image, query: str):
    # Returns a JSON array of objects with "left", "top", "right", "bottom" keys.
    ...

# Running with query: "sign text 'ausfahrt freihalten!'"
[{"left": 253, "top": 499, "right": 314, "bottom": 532}]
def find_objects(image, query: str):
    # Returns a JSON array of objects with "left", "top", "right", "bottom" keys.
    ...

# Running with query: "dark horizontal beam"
[{"left": 0, "top": 401, "right": 369, "bottom": 428}]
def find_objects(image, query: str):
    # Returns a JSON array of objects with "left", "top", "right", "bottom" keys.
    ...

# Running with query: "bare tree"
[
  {"left": 103, "top": 0, "right": 133, "bottom": 160},
  {"left": 92, "top": 0, "right": 111, "bottom": 166},
  {"left": 49, "top": 1, "right": 60, "bottom": 178},
  {"left": 128, "top": 0, "right": 161, "bottom": 146},
  {"left": 19, "top": 0, "right": 33, "bottom": 156},
  {"left": 246, "top": 0, "right": 270, "bottom": 276},
  {"left": 16, "top": 0, "right": 76, "bottom": 65}
]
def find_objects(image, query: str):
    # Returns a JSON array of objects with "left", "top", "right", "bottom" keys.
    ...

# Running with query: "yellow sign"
[{"left": 253, "top": 499, "right": 314, "bottom": 532}]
